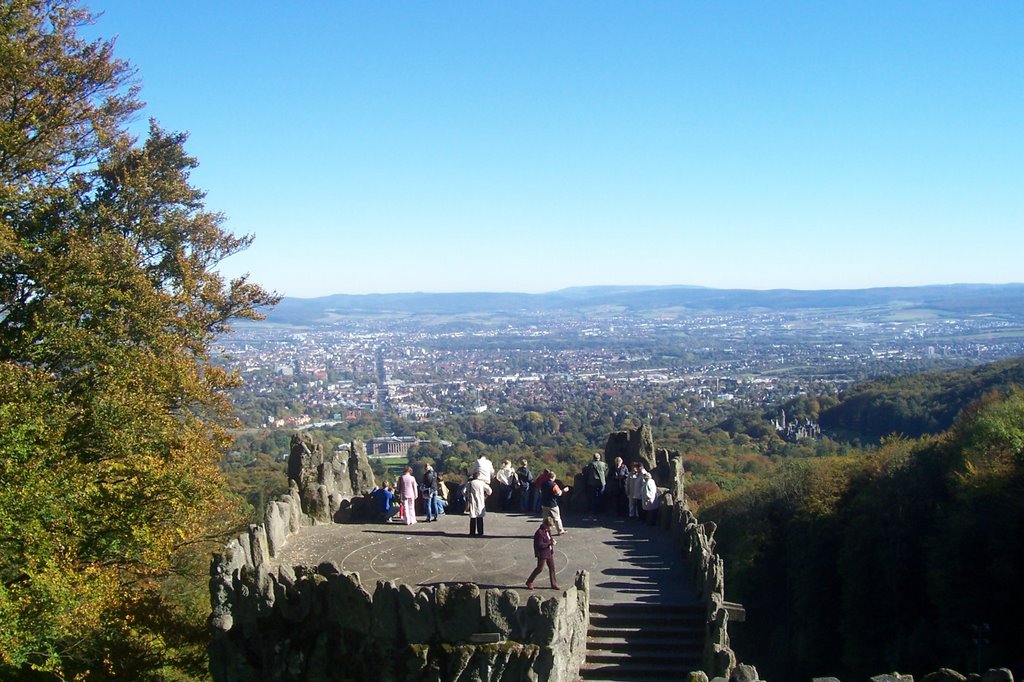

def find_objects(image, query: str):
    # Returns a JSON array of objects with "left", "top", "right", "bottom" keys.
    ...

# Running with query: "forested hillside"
[
  {"left": 819, "top": 356, "right": 1024, "bottom": 440},
  {"left": 702, "top": 390, "right": 1024, "bottom": 680}
]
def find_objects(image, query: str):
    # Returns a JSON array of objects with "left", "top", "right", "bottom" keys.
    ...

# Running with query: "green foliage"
[
  {"left": 820, "top": 356, "right": 1024, "bottom": 441},
  {"left": 0, "top": 1, "right": 277, "bottom": 677},
  {"left": 704, "top": 391, "right": 1024, "bottom": 679}
]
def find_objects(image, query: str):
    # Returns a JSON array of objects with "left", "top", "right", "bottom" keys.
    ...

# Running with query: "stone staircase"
[{"left": 579, "top": 602, "right": 705, "bottom": 681}]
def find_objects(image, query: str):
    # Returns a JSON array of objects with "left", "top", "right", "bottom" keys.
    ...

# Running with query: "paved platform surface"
[{"left": 271, "top": 509, "right": 698, "bottom": 605}]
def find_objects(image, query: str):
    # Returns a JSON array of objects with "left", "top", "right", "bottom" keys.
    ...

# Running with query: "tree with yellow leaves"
[{"left": 0, "top": 1, "right": 277, "bottom": 677}]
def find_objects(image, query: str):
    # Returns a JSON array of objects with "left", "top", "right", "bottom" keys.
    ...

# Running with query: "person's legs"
[
  {"left": 478, "top": 515, "right": 485, "bottom": 536},
  {"left": 426, "top": 491, "right": 437, "bottom": 521},
  {"left": 547, "top": 557, "right": 559, "bottom": 588},
  {"left": 549, "top": 506, "right": 564, "bottom": 534},
  {"left": 526, "top": 557, "right": 545, "bottom": 587},
  {"left": 403, "top": 497, "right": 416, "bottom": 524}
]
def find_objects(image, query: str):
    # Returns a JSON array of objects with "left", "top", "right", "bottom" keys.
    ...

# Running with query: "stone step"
[
  {"left": 579, "top": 660, "right": 703, "bottom": 680},
  {"left": 586, "top": 634, "right": 704, "bottom": 652},
  {"left": 589, "top": 612, "right": 704, "bottom": 629},
  {"left": 585, "top": 649, "right": 702, "bottom": 666},
  {"left": 583, "top": 603, "right": 706, "bottom": 680},
  {"left": 590, "top": 602, "right": 702, "bottom": 613}
]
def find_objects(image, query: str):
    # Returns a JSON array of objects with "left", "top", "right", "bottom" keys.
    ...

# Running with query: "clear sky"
[{"left": 84, "top": 1, "right": 1023, "bottom": 298}]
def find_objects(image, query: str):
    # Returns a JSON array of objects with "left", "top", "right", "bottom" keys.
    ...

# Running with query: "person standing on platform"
[
  {"left": 612, "top": 456, "right": 630, "bottom": 516},
  {"left": 540, "top": 469, "right": 566, "bottom": 535},
  {"left": 470, "top": 453, "right": 494, "bottom": 485},
  {"left": 422, "top": 463, "right": 439, "bottom": 522},
  {"left": 628, "top": 461, "right": 647, "bottom": 520},
  {"left": 398, "top": 465, "right": 418, "bottom": 525},
  {"left": 642, "top": 471, "right": 660, "bottom": 526},
  {"left": 495, "top": 459, "right": 515, "bottom": 510},
  {"left": 516, "top": 458, "right": 534, "bottom": 511},
  {"left": 533, "top": 467, "right": 550, "bottom": 514},
  {"left": 525, "top": 517, "right": 560, "bottom": 590},
  {"left": 466, "top": 472, "right": 492, "bottom": 537},
  {"left": 584, "top": 452, "right": 608, "bottom": 516}
]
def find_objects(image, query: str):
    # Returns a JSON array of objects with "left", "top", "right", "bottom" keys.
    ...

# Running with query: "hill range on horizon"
[{"left": 262, "top": 282, "right": 1024, "bottom": 326}]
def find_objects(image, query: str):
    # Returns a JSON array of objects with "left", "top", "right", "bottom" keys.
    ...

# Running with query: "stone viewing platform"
[
  {"left": 269, "top": 509, "right": 700, "bottom": 606},
  {"left": 209, "top": 427, "right": 742, "bottom": 681}
]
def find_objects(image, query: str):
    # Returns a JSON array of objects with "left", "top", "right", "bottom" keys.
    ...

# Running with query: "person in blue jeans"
[{"left": 422, "top": 463, "right": 439, "bottom": 522}]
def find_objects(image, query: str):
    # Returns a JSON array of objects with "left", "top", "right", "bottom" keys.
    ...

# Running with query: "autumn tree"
[{"left": 0, "top": 1, "right": 277, "bottom": 678}]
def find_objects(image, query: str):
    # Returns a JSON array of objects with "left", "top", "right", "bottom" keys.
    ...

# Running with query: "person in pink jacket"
[{"left": 398, "top": 465, "right": 418, "bottom": 525}]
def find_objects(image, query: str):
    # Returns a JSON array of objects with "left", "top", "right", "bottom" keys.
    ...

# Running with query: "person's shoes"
[
  {"left": 550, "top": 584, "right": 561, "bottom": 590},
  {"left": 526, "top": 583, "right": 535, "bottom": 590}
]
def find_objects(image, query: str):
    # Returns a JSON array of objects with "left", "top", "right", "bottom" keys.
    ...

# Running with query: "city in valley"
[{"left": 216, "top": 286, "right": 1024, "bottom": 444}]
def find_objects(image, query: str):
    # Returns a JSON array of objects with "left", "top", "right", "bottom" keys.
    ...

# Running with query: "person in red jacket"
[{"left": 525, "top": 517, "right": 560, "bottom": 590}]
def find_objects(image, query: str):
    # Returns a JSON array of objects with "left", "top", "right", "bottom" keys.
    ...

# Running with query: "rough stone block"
[
  {"left": 686, "top": 673, "right": 710, "bottom": 682},
  {"left": 279, "top": 573, "right": 320, "bottom": 623},
  {"left": 525, "top": 595, "right": 559, "bottom": 646},
  {"left": 435, "top": 583, "right": 481, "bottom": 643},
  {"left": 264, "top": 502, "right": 287, "bottom": 557},
  {"left": 237, "top": 531, "right": 252, "bottom": 570},
  {"left": 317, "top": 560, "right": 342, "bottom": 577},
  {"left": 372, "top": 580, "right": 401, "bottom": 646},
  {"left": 981, "top": 670, "right": 1013, "bottom": 682},
  {"left": 399, "top": 583, "right": 437, "bottom": 643},
  {"left": 484, "top": 588, "right": 522, "bottom": 640},
  {"left": 729, "top": 663, "right": 759, "bottom": 681},
  {"left": 248, "top": 524, "right": 271, "bottom": 571},
  {"left": 922, "top": 670, "right": 967, "bottom": 682},
  {"left": 285, "top": 483, "right": 303, "bottom": 532},
  {"left": 325, "top": 571, "right": 372, "bottom": 634}
]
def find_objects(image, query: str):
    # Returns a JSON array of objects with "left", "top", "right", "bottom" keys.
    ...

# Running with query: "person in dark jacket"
[
  {"left": 422, "top": 463, "right": 439, "bottom": 522},
  {"left": 525, "top": 517, "right": 560, "bottom": 590},
  {"left": 516, "top": 459, "right": 533, "bottom": 511}
]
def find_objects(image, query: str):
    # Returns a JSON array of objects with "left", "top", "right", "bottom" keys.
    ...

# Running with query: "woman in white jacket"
[
  {"left": 466, "top": 473, "right": 492, "bottom": 537},
  {"left": 641, "top": 471, "right": 660, "bottom": 526}
]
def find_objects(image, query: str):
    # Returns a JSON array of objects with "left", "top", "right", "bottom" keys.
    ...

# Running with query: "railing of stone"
[
  {"left": 656, "top": 464, "right": 740, "bottom": 680},
  {"left": 208, "top": 545, "right": 591, "bottom": 682}
]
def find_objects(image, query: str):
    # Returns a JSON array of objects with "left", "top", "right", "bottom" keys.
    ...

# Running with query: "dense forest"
[{"left": 705, "top": 388, "right": 1024, "bottom": 679}]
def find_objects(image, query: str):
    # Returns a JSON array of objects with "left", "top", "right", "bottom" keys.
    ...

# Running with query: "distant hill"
[
  {"left": 820, "top": 356, "right": 1024, "bottom": 440},
  {"left": 263, "top": 283, "right": 1024, "bottom": 326}
]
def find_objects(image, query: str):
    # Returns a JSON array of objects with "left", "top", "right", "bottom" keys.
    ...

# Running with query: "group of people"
[
  {"left": 585, "top": 454, "right": 661, "bottom": 524},
  {"left": 367, "top": 452, "right": 662, "bottom": 590},
  {"left": 368, "top": 463, "right": 446, "bottom": 526}
]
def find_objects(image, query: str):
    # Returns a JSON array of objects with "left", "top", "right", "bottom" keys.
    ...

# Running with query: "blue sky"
[{"left": 85, "top": 1, "right": 1023, "bottom": 298}]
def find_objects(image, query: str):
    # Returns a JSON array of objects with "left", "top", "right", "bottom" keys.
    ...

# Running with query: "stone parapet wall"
[
  {"left": 208, "top": 554, "right": 590, "bottom": 682},
  {"left": 645, "top": 466, "right": 738, "bottom": 679}
]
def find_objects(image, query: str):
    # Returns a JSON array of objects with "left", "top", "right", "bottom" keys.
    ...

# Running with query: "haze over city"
[{"left": 86, "top": 2, "right": 1023, "bottom": 298}]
